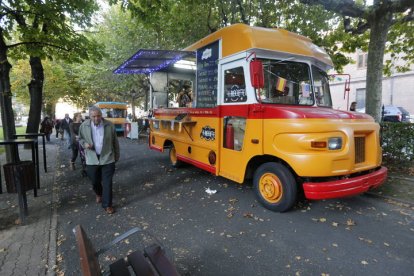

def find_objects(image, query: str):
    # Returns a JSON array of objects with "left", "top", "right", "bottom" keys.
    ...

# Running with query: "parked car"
[{"left": 382, "top": 105, "right": 410, "bottom": 122}]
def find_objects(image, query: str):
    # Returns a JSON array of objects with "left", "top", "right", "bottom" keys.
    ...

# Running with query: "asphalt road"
[{"left": 55, "top": 137, "right": 414, "bottom": 276}]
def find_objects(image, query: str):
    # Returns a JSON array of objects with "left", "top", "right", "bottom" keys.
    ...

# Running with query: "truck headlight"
[{"left": 328, "top": 137, "right": 342, "bottom": 150}]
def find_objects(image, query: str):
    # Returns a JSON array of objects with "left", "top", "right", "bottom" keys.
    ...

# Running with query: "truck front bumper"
[{"left": 303, "top": 166, "right": 388, "bottom": 200}]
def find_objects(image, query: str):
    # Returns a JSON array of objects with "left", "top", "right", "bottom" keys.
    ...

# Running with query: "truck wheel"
[
  {"left": 253, "top": 162, "right": 297, "bottom": 212},
  {"left": 169, "top": 146, "right": 183, "bottom": 168}
]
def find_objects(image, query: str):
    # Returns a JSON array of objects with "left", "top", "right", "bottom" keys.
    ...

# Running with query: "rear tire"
[
  {"left": 169, "top": 146, "right": 183, "bottom": 168},
  {"left": 253, "top": 162, "right": 297, "bottom": 212}
]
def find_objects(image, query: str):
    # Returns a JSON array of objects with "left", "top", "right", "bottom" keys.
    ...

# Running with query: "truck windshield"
[
  {"left": 259, "top": 59, "right": 313, "bottom": 105},
  {"left": 101, "top": 108, "right": 126, "bottom": 118},
  {"left": 257, "top": 59, "right": 332, "bottom": 107},
  {"left": 311, "top": 65, "right": 332, "bottom": 107}
]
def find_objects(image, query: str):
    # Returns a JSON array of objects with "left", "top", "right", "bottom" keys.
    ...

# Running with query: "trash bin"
[{"left": 3, "top": 161, "right": 35, "bottom": 193}]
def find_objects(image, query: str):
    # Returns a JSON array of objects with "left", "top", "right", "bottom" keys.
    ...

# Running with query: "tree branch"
[
  {"left": 207, "top": 5, "right": 217, "bottom": 33},
  {"left": 390, "top": 0, "right": 414, "bottom": 13},
  {"left": 8, "top": 41, "right": 70, "bottom": 52},
  {"left": 237, "top": 0, "right": 249, "bottom": 24},
  {"left": 218, "top": 0, "right": 228, "bottom": 25},
  {"left": 301, "top": 0, "right": 365, "bottom": 18},
  {"left": 394, "top": 9, "right": 414, "bottom": 24}
]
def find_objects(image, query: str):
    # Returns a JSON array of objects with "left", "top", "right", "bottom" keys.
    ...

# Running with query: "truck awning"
[{"left": 114, "top": 49, "right": 195, "bottom": 74}]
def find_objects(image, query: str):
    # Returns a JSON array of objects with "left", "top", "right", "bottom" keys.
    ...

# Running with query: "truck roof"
[
  {"left": 184, "top": 24, "right": 333, "bottom": 68},
  {"left": 95, "top": 102, "right": 127, "bottom": 109}
]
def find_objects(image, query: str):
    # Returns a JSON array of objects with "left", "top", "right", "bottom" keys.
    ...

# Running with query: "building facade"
[{"left": 330, "top": 51, "right": 414, "bottom": 115}]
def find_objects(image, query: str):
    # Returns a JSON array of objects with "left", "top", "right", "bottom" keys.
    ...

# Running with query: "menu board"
[{"left": 196, "top": 41, "right": 219, "bottom": 108}]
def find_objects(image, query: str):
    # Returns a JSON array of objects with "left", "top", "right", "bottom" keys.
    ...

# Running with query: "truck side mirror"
[{"left": 250, "top": 60, "right": 264, "bottom": 89}]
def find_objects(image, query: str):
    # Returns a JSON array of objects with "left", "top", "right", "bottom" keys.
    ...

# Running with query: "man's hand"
[{"left": 84, "top": 142, "right": 94, "bottom": 150}]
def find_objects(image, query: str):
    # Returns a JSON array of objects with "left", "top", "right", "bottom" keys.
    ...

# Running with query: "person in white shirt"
[{"left": 79, "top": 106, "right": 120, "bottom": 214}]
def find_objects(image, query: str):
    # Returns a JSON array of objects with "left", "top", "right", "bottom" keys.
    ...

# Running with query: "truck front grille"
[{"left": 354, "top": 137, "right": 365, "bottom": 163}]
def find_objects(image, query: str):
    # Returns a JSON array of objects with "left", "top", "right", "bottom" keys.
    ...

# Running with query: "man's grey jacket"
[{"left": 79, "top": 119, "right": 120, "bottom": 165}]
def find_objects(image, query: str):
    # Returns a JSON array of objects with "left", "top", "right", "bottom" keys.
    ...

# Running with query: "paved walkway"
[
  {"left": 0, "top": 138, "right": 59, "bottom": 276},
  {"left": 0, "top": 135, "right": 413, "bottom": 275}
]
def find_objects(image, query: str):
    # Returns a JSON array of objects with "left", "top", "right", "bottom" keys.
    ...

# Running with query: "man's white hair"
[{"left": 89, "top": 106, "right": 102, "bottom": 115}]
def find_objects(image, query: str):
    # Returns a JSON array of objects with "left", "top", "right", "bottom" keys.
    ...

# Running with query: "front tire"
[
  {"left": 169, "top": 146, "right": 183, "bottom": 168},
  {"left": 253, "top": 162, "right": 297, "bottom": 212}
]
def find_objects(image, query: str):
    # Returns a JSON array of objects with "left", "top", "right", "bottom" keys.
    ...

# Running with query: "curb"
[
  {"left": 46, "top": 144, "right": 59, "bottom": 275},
  {"left": 365, "top": 192, "right": 414, "bottom": 206},
  {"left": 388, "top": 174, "right": 414, "bottom": 183}
]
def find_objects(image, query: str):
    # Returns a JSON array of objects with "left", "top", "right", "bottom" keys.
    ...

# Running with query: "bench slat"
[
  {"left": 127, "top": 251, "right": 155, "bottom": 276},
  {"left": 110, "top": 258, "right": 131, "bottom": 276},
  {"left": 144, "top": 244, "right": 179, "bottom": 276},
  {"left": 74, "top": 225, "right": 102, "bottom": 276}
]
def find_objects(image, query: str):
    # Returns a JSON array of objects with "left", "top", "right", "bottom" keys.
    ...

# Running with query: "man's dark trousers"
[{"left": 86, "top": 162, "right": 115, "bottom": 208}]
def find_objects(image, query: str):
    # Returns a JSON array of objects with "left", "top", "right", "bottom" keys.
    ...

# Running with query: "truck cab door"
[{"left": 219, "top": 60, "right": 263, "bottom": 183}]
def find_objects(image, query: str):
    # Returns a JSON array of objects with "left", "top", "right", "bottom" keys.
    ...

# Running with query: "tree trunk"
[
  {"left": 365, "top": 10, "right": 393, "bottom": 122},
  {"left": 26, "top": 56, "right": 44, "bottom": 134},
  {"left": 0, "top": 33, "right": 17, "bottom": 163}
]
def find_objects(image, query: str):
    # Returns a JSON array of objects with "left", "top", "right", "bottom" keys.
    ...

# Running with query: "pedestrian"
[
  {"left": 39, "top": 116, "right": 54, "bottom": 141},
  {"left": 54, "top": 119, "right": 61, "bottom": 138},
  {"left": 60, "top": 113, "right": 73, "bottom": 145},
  {"left": 177, "top": 88, "right": 191, "bottom": 107},
  {"left": 350, "top": 101, "right": 357, "bottom": 111},
  {"left": 69, "top": 113, "right": 83, "bottom": 170},
  {"left": 79, "top": 106, "right": 120, "bottom": 214}
]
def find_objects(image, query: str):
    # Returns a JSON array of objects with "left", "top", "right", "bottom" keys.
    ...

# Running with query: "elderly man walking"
[{"left": 79, "top": 106, "right": 120, "bottom": 214}]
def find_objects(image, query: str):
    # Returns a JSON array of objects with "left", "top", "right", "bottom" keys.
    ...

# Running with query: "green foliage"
[
  {"left": 62, "top": 5, "right": 157, "bottom": 106},
  {"left": 111, "top": 0, "right": 357, "bottom": 71},
  {"left": 10, "top": 58, "right": 86, "bottom": 110},
  {"left": 384, "top": 19, "right": 414, "bottom": 76},
  {"left": 0, "top": 127, "right": 27, "bottom": 154},
  {"left": 3, "top": 0, "right": 103, "bottom": 63},
  {"left": 381, "top": 122, "right": 414, "bottom": 163}
]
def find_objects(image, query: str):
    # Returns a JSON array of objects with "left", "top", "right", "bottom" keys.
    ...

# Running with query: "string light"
[{"left": 114, "top": 49, "right": 195, "bottom": 74}]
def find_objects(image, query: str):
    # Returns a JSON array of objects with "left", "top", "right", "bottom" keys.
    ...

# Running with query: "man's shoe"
[
  {"left": 105, "top": 207, "right": 115, "bottom": 214},
  {"left": 96, "top": 195, "right": 102, "bottom": 203}
]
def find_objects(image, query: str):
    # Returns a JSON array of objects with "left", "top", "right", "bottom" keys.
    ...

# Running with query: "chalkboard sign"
[{"left": 196, "top": 41, "right": 219, "bottom": 108}]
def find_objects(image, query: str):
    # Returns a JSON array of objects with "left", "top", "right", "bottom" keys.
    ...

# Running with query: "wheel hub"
[{"left": 259, "top": 173, "right": 283, "bottom": 203}]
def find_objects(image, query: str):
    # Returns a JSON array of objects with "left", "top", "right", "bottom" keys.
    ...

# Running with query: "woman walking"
[
  {"left": 69, "top": 113, "right": 83, "bottom": 170},
  {"left": 40, "top": 116, "right": 54, "bottom": 142}
]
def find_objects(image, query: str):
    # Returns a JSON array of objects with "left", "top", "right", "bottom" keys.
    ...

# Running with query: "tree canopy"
[
  {"left": 302, "top": 0, "right": 414, "bottom": 121},
  {"left": 0, "top": 0, "right": 104, "bottom": 161}
]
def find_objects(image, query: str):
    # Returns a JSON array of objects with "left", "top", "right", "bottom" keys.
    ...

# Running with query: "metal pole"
[{"left": 149, "top": 73, "right": 153, "bottom": 110}]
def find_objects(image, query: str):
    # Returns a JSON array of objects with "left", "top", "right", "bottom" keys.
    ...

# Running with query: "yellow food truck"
[
  {"left": 95, "top": 102, "right": 128, "bottom": 133},
  {"left": 115, "top": 24, "right": 387, "bottom": 212}
]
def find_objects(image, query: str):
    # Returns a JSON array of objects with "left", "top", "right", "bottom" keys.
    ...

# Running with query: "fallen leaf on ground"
[
  {"left": 229, "top": 198, "right": 238, "bottom": 204},
  {"left": 346, "top": 219, "right": 356, "bottom": 226}
]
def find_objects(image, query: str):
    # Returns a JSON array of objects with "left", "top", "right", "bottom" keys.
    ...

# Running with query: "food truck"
[
  {"left": 115, "top": 24, "right": 387, "bottom": 212},
  {"left": 95, "top": 102, "right": 128, "bottom": 133}
]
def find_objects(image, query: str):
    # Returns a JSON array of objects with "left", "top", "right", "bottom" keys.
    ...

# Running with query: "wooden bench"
[{"left": 73, "top": 225, "right": 179, "bottom": 276}]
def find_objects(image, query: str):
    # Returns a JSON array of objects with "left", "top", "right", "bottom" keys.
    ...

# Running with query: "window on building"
[
  {"left": 357, "top": 52, "right": 368, "bottom": 69},
  {"left": 356, "top": 88, "right": 366, "bottom": 111}
]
